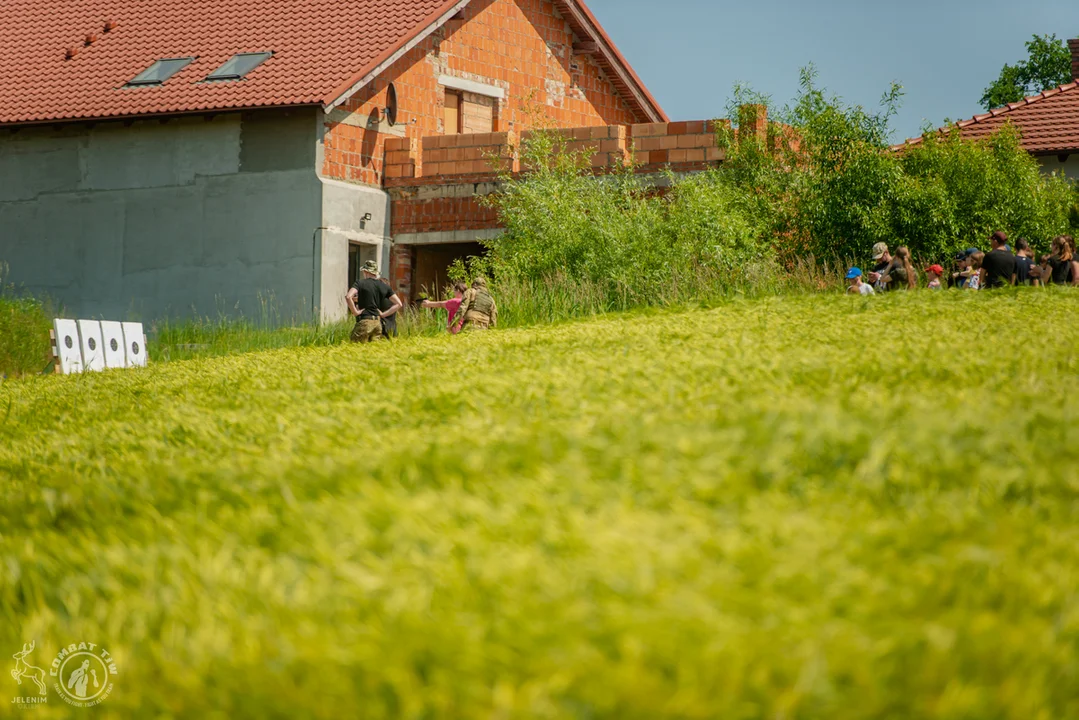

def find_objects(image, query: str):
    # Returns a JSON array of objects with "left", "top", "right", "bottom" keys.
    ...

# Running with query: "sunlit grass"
[{"left": 2, "top": 289, "right": 1078, "bottom": 719}]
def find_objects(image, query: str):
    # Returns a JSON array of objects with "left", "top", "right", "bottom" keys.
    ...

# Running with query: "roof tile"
[
  {"left": 900, "top": 83, "right": 1079, "bottom": 154},
  {"left": 0, "top": 0, "right": 456, "bottom": 124}
]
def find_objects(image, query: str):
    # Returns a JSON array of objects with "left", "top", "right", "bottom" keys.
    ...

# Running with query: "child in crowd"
[
  {"left": 421, "top": 282, "right": 468, "bottom": 334},
  {"left": 1034, "top": 255, "right": 1052, "bottom": 286},
  {"left": 925, "top": 264, "right": 944, "bottom": 290},
  {"left": 846, "top": 267, "right": 874, "bottom": 295},
  {"left": 966, "top": 252, "right": 985, "bottom": 290}
]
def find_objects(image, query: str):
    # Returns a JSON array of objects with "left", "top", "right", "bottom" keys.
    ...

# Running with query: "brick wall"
[
  {"left": 391, "top": 193, "right": 502, "bottom": 236},
  {"left": 322, "top": 0, "right": 645, "bottom": 187}
]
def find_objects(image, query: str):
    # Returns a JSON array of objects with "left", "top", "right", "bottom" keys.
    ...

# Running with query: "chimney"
[{"left": 1070, "top": 39, "right": 1079, "bottom": 83}]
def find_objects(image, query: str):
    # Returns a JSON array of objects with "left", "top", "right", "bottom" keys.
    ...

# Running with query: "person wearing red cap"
[{"left": 925, "top": 264, "right": 944, "bottom": 290}]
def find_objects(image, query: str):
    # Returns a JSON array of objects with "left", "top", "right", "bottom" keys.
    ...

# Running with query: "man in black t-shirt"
[
  {"left": 1014, "top": 238, "right": 1034, "bottom": 285},
  {"left": 345, "top": 260, "right": 402, "bottom": 343},
  {"left": 979, "top": 231, "right": 1017, "bottom": 290},
  {"left": 379, "top": 277, "right": 399, "bottom": 339}
]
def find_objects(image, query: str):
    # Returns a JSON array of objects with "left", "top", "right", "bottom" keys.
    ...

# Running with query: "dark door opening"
[
  {"left": 348, "top": 243, "right": 378, "bottom": 285},
  {"left": 412, "top": 242, "right": 485, "bottom": 300}
]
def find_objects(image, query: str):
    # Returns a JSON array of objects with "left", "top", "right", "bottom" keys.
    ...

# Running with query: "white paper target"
[
  {"left": 100, "top": 321, "right": 127, "bottom": 369},
  {"left": 122, "top": 322, "right": 147, "bottom": 367},
  {"left": 53, "top": 319, "right": 84, "bottom": 375},
  {"left": 77, "top": 320, "right": 106, "bottom": 372}
]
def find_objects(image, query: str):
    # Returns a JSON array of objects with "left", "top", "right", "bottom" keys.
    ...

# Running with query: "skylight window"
[
  {"left": 126, "top": 57, "right": 195, "bottom": 86},
  {"left": 206, "top": 52, "right": 273, "bottom": 81}
]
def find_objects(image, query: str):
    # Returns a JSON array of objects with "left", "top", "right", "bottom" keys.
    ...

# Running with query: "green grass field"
[{"left": 2, "top": 290, "right": 1078, "bottom": 719}]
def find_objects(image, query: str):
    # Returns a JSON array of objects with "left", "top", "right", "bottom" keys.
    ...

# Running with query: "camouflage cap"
[
  {"left": 472, "top": 276, "right": 488, "bottom": 288},
  {"left": 361, "top": 260, "right": 379, "bottom": 275},
  {"left": 871, "top": 242, "right": 889, "bottom": 260}
]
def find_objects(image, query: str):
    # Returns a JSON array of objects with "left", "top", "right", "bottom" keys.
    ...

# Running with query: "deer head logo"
[{"left": 11, "top": 641, "right": 48, "bottom": 696}]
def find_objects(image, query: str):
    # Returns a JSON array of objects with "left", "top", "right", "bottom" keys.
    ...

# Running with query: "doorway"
[
  {"left": 348, "top": 243, "right": 379, "bottom": 285},
  {"left": 412, "top": 242, "right": 485, "bottom": 299}
]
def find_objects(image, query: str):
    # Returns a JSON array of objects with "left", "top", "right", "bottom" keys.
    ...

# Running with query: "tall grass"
[
  {"left": 149, "top": 303, "right": 451, "bottom": 362},
  {"left": 0, "top": 263, "right": 53, "bottom": 378},
  {"left": 4, "top": 291, "right": 1079, "bottom": 717}
]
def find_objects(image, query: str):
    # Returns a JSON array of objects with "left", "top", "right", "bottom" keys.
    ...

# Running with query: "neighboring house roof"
[
  {"left": 897, "top": 82, "right": 1079, "bottom": 154},
  {"left": 0, "top": 0, "right": 665, "bottom": 126}
]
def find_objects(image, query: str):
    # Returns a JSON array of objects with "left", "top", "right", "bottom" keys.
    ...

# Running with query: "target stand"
[{"left": 50, "top": 319, "right": 148, "bottom": 375}]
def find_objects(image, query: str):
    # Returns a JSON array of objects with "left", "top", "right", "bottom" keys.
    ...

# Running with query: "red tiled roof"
[
  {"left": 898, "top": 82, "right": 1079, "bottom": 154},
  {"left": 0, "top": 0, "right": 665, "bottom": 126}
]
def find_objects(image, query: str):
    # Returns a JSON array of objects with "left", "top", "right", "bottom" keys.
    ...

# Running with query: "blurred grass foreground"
[{"left": 2, "top": 290, "right": 1079, "bottom": 719}]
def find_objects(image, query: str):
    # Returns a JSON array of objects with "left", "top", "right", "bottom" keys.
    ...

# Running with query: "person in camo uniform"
[{"left": 452, "top": 276, "right": 498, "bottom": 332}]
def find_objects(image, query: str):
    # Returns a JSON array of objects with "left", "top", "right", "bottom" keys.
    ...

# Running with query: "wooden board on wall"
[
  {"left": 444, "top": 91, "right": 461, "bottom": 134},
  {"left": 462, "top": 93, "right": 495, "bottom": 134}
]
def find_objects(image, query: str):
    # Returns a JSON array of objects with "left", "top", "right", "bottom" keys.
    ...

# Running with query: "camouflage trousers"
[
  {"left": 461, "top": 311, "right": 491, "bottom": 330},
  {"left": 351, "top": 318, "right": 383, "bottom": 343}
]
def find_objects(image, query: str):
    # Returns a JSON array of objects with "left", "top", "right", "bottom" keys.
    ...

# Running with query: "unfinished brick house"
[{"left": 0, "top": 0, "right": 673, "bottom": 321}]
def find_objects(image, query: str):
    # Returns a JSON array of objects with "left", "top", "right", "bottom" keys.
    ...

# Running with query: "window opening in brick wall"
[
  {"left": 125, "top": 57, "right": 195, "bottom": 87},
  {"left": 206, "top": 52, "right": 273, "bottom": 81}
]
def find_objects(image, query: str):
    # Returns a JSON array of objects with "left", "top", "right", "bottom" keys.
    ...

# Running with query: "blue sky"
[{"left": 587, "top": 0, "right": 1079, "bottom": 142}]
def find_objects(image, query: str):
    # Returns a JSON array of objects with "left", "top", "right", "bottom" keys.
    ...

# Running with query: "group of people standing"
[
  {"left": 845, "top": 233, "right": 1079, "bottom": 295},
  {"left": 345, "top": 260, "right": 497, "bottom": 343}
]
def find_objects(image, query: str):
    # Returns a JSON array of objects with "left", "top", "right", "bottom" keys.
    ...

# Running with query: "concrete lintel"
[
  {"left": 394, "top": 228, "right": 503, "bottom": 246},
  {"left": 326, "top": 107, "right": 406, "bottom": 137},
  {"left": 438, "top": 74, "right": 506, "bottom": 99},
  {"left": 410, "top": 181, "right": 502, "bottom": 201},
  {"left": 321, "top": 227, "right": 388, "bottom": 246}
]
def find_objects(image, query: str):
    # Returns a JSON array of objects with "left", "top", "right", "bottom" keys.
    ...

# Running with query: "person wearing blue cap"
[{"left": 846, "top": 267, "right": 874, "bottom": 296}]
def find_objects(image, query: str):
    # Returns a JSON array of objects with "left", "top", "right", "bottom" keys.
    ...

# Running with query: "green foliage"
[
  {"left": 485, "top": 68, "right": 1075, "bottom": 307},
  {"left": 981, "top": 34, "right": 1075, "bottom": 110},
  {"left": 0, "top": 264, "right": 53, "bottom": 378},
  {"left": 483, "top": 129, "right": 780, "bottom": 308},
  {"left": 3, "top": 292, "right": 1079, "bottom": 718},
  {"left": 722, "top": 68, "right": 1077, "bottom": 267}
]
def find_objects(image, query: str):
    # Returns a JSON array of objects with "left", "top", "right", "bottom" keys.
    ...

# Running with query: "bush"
[
  {"left": 483, "top": 68, "right": 1077, "bottom": 312},
  {"left": 731, "top": 68, "right": 1078, "bottom": 265},
  {"left": 480, "top": 130, "right": 783, "bottom": 312}
]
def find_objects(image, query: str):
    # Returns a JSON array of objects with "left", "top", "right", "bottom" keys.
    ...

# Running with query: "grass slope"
[
  {"left": 2, "top": 291, "right": 1078, "bottom": 719},
  {"left": 0, "top": 296, "right": 51, "bottom": 378}
]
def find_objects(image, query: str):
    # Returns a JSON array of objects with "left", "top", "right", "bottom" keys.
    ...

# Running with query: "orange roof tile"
[
  {"left": 0, "top": 0, "right": 464, "bottom": 125},
  {"left": 0, "top": 0, "right": 665, "bottom": 126},
  {"left": 899, "top": 82, "right": 1079, "bottom": 154}
]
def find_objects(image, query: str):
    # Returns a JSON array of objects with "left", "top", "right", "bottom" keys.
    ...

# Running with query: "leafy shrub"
[
  {"left": 729, "top": 68, "right": 1077, "bottom": 265},
  {"left": 483, "top": 67, "right": 1077, "bottom": 308}
]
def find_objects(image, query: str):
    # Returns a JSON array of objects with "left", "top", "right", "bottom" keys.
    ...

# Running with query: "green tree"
[{"left": 980, "top": 34, "right": 1073, "bottom": 110}]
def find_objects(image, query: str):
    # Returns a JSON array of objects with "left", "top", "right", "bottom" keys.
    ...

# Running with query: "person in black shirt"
[
  {"left": 1013, "top": 238, "right": 1034, "bottom": 285},
  {"left": 345, "top": 260, "right": 402, "bottom": 343},
  {"left": 1046, "top": 236, "right": 1077, "bottom": 286},
  {"left": 979, "top": 231, "right": 1017, "bottom": 289},
  {"left": 379, "top": 277, "right": 399, "bottom": 339}
]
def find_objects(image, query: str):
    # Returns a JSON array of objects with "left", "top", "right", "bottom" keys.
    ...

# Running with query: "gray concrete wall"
[
  {"left": 0, "top": 109, "right": 324, "bottom": 322},
  {"left": 315, "top": 177, "right": 392, "bottom": 322}
]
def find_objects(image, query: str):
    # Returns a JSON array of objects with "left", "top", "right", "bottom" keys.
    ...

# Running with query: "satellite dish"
[{"left": 386, "top": 83, "right": 398, "bottom": 127}]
